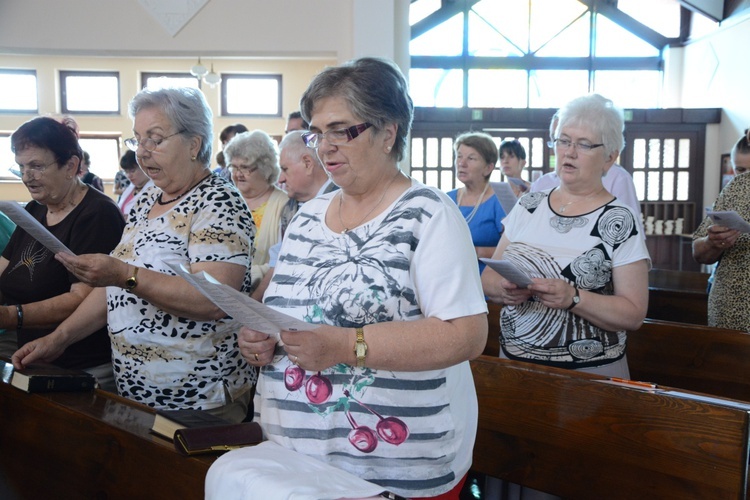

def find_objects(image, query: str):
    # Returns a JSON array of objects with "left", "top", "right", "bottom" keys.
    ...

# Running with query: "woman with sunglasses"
[
  {"left": 12, "top": 87, "right": 257, "bottom": 423},
  {"left": 210, "top": 58, "right": 487, "bottom": 500},
  {"left": 0, "top": 116, "right": 125, "bottom": 389}
]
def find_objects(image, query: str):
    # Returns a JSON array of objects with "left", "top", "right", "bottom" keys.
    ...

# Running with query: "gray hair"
[
  {"left": 555, "top": 94, "right": 625, "bottom": 156},
  {"left": 224, "top": 130, "right": 280, "bottom": 185},
  {"left": 279, "top": 130, "right": 315, "bottom": 163},
  {"left": 300, "top": 57, "right": 413, "bottom": 162},
  {"left": 128, "top": 87, "right": 213, "bottom": 166}
]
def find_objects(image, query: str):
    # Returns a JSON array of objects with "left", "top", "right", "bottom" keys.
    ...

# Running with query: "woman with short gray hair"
[{"left": 224, "top": 130, "right": 289, "bottom": 292}]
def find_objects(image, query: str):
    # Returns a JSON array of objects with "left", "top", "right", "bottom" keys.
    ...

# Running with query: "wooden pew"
[
  {"left": 647, "top": 268, "right": 709, "bottom": 324},
  {"left": 628, "top": 318, "right": 750, "bottom": 402},
  {"left": 469, "top": 355, "right": 750, "bottom": 499},
  {"left": 0, "top": 377, "right": 215, "bottom": 499}
]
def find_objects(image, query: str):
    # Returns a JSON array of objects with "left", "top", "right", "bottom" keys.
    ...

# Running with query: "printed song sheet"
[
  {"left": 489, "top": 182, "right": 518, "bottom": 214},
  {"left": 166, "top": 262, "right": 317, "bottom": 342},
  {"left": 705, "top": 209, "right": 750, "bottom": 233},
  {"left": 0, "top": 201, "right": 74, "bottom": 255},
  {"left": 479, "top": 258, "right": 533, "bottom": 287}
]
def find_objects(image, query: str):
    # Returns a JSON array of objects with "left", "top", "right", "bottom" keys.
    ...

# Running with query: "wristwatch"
[
  {"left": 353, "top": 327, "right": 368, "bottom": 368},
  {"left": 125, "top": 266, "right": 139, "bottom": 292},
  {"left": 567, "top": 287, "right": 580, "bottom": 310}
]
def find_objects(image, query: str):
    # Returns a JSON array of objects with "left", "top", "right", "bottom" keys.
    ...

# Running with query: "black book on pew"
[
  {"left": 10, "top": 362, "right": 96, "bottom": 393},
  {"left": 151, "top": 409, "right": 231, "bottom": 440}
]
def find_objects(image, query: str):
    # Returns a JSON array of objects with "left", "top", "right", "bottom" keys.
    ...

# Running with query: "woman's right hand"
[
  {"left": 484, "top": 274, "right": 533, "bottom": 305},
  {"left": 11, "top": 333, "right": 67, "bottom": 369},
  {"left": 238, "top": 326, "right": 277, "bottom": 366},
  {"left": 707, "top": 224, "right": 740, "bottom": 249}
]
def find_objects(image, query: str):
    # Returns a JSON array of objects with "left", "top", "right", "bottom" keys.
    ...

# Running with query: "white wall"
[{"left": 666, "top": 12, "right": 750, "bottom": 206}]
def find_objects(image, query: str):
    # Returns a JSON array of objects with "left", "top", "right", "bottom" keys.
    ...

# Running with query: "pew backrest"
[
  {"left": 470, "top": 355, "right": 750, "bottom": 500},
  {"left": 628, "top": 318, "right": 750, "bottom": 402}
]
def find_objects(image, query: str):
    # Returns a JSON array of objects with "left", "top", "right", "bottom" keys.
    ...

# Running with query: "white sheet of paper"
[
  {"left": 479, "top": 258, "right": 533, "bottom": 287},
  {"left": 706, "top": 209, "right": 750, "bottom": 233},
  {"left": 489, "top": 182, "right": 518, "bottom": 214},
  {"left": 165, "top": 262, "right": 317, "bottom": 341},
  {"left": 0, "top": 201, "right": 75, "bottom": 255}
]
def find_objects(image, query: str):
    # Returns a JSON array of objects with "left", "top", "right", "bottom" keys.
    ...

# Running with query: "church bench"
[
  {"left": 0, "top": 376, "right": 214, "bottom": 499},
  {"left": 627, "top": 318, "right": 750, "bottom": 402},
  {"left": 647, "top": 268, "right": 709, "bottom": 324},
  {"left": 469, "top": 355, "right": 750, "bottom": 499}
]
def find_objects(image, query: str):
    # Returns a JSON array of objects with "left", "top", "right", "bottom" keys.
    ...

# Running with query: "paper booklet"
[
  {"left": 705, "top": 209, "right": 750, "bottom": 233},
  {"left": 479, "top": 258, "right": 533, "bottom": 288},
  {"left": 165, "top": 261, "right": 317, "bottom": 342},
  {"left": 0, "top": 201, "right": 75, "bottom": 255},
  {"left": 489, "top": 182, "right": 518, "bottom": 215}
]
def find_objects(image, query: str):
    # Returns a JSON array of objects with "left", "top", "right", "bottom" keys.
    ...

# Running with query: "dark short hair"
[
  {"left": 731, "top": 128, "right": 750, "bottom": 163},
  {"left": 287, "top": 111, "right": 309, "bottom": 129},
  {"left": 120, "top": 150, "right": 138, "bottom": 170},
  {"left": 220, "top": 124, "right": 249, "bottom": 144},
  {"left": 300, "top": 57, "right": 413, "bottom": 162},
  {"left": 11, "top": 116, "right": 83, "bottom": 174},
  {"left": 454, "top": 131, "right": 498, "bottom": 165},
  {"left": 499, "top": 139, "right": 526, "bottom": 161}
]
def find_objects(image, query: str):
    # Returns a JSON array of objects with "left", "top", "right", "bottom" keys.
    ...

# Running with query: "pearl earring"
[{"left": 386, "top": 146, "right": 392, "bottom": 152}]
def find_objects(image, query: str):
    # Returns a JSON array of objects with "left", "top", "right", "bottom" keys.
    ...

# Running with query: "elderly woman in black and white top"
[{"left": 13, "top": 87, "right": 257, "bottom": 423}]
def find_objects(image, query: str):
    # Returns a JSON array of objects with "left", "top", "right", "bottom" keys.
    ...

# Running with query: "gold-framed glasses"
[
  {"left": 228, "top": 164, "right": 258, "bottom": 175},
  {"left": 17, "top": 158, "right": 58, "bottom": 177}
]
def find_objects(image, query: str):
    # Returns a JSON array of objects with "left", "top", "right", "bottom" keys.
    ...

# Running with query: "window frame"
[
  {"left": 220, "top": 73, "right": 283, "bottom": 118},
  {"left": 59, "top": 70, "right": 121, "bottom": 115},
  {"left": 0, "top": 68, "right": 39, "bottom": 114},
  {"left": 140, "top": 71, "right": 201, "bottom": 90}
]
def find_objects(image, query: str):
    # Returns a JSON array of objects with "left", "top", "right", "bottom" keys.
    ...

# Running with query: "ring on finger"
[
  {"left": 292, "top": 355, "right": 299, "bottom": 365},
  {"left": 254, "top": 353, "right": 260, "bottom": 361}
]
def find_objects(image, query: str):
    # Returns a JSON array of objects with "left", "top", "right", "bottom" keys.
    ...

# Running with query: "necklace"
[
  {"left": 157, "top": 173, "right": 211, "bottom": 206},
  {"left": 48, "top": 183, "right": 86, "bottom": 215},
  {"left": 556, "top": 187, "right": 605, "bottom": 213},
  {"left": 338, "top": 170, "right": 402, "bottom": 234},
  {"left": 456, "top": 182, "right": 490, "bottom": 224}
]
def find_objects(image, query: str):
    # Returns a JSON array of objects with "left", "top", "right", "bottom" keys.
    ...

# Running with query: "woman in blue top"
[{"left": 448, "top": 131, "right": 505, "bottom": 272}]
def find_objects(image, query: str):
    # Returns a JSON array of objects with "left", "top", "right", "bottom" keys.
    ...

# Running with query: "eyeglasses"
[
  {"left": 17, "top": 158, "right": 58, "bottom": 177},
  {"left": 124, "top": 130, "right": 185, "bottom": 153},
  {"left": 301, "top": 123, "right": 372, "bottom": 149},
  {"left": 548, "top": 138, "right": 604, "bottom": 153},
  {"left": 228, "top": 164, "right": 258, "bottom": 175}
]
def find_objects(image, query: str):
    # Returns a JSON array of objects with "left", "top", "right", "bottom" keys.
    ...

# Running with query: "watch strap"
[
  {"left": 125, "top": 266, "right": 139, "bottom": 292},
  {"left": 354, "top": 327, "right": 367, "bottom": 368},
  {"left": 567, "top": 287, "right": 580, "bottom": 310}
]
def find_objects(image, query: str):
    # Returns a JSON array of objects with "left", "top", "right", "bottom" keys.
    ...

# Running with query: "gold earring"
[{"left": 191, "top": 155, "right": 197, "bottom": 161}]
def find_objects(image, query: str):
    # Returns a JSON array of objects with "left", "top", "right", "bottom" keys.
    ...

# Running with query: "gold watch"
[
  {"left": 353, "top": 327, "right": 368, "bottom": 368},
  {"left": 125, "top": 266, "right": 139, "bottom": 292}
]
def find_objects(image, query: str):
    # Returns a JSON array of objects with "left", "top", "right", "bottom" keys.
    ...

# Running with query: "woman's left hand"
[
  {"left": 56, "top": 252, "right": 128, "bottom": 288},
  {"left": 281, "top": 325, "right": 347, "bottom": 372},
  {"left": 528, "top": 278, "right": 577, "bottom": 310}
]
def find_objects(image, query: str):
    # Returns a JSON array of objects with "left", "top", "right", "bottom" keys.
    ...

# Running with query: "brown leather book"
[{"left": 174, "top": 421, "right": 263, "bottom": 456}]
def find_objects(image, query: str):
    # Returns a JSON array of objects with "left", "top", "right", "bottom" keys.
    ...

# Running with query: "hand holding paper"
[{"left": 706, "top": 210, "right": 750, "bottom": 233}]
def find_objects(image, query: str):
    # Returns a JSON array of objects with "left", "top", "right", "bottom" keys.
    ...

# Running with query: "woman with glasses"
[
  {"left": 223, "top": 130, "right": 288, "bottom": 294},
  {"left": 13, "top": 87, "right": 257, "bottom": 423},
  {"left": 447, "top": 131, "right": 506, "bottom": 274},
  {"left": 482, "top": 93, "right": 649, "bottom": 376},
  {"left": 0, "top": 116, "right": 125, "bottom": 389},
  {"left": 207, "top": 58, "right": 487, "bottom": 499}
]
